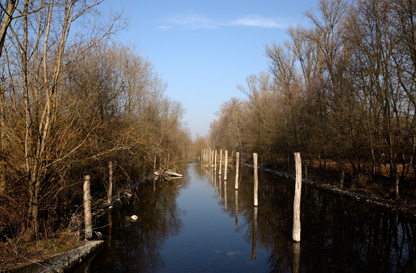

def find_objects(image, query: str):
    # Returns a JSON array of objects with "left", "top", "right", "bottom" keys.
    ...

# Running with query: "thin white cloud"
[
  {"left": 159, "top": 25, "right": 173, "bottom": 30},
  {"left": 230, "top": 15, "right": 288, "bottom": 29},
  {"left": 159, "top": 14, "right": 289, "bottom": 30},
  {"left": 164, "top": 14, "right": 219, "bottom": 30}
]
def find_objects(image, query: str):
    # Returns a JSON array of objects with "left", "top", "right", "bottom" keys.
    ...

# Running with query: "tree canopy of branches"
[
  {"left": 210, "top": 0, "right": 416, "bottom": 185},
  {"left": 0, "top": 0, "right": 190, "bottom": 239}
]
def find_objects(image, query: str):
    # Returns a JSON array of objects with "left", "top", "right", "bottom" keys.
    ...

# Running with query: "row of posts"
[
  {"left": 82, "top": 160, "right": 114, "bottom": 240},
  {"left": 201, "top": 149, "right": 302, "bottom": 243}
]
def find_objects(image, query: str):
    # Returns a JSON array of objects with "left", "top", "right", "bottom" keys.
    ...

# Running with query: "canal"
[{"left": 72, "top": 163, "right": 416, "bottom": 273}]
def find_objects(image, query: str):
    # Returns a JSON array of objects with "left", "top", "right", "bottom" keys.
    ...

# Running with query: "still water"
[{"left": 72, "top": 163, "right": 416, "bottom": 273}]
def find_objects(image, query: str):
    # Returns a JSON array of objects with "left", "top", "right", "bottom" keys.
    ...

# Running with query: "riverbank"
[
  {"left": 1, "top": 240, "right": 103, "bottom": 273},
  {"left": 0, "top": 176, "right": 153, "bottom": 272},
  {"left": 246, "top": 163, "right": 416, "bottom": 220}
]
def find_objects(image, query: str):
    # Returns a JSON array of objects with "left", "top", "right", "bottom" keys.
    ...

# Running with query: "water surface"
[{"left": 72, "top": 163, "right": 416, "bottom": 273}]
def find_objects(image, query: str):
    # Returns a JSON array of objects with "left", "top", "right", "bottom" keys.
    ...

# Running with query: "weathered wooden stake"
[
  {"left": 254, "top": 153, "right": 258, "bottom": 207},
  {"left": 224, "top": 150, "right": 228, "bottom": 180},
  {"left": 219, "top": 150, "right": 223, "bottom": 175},
  {"left": 154, "top": 155, "right": 157, "bottom": 172},
  {"left": 235, "top": 152, "right": 240, "bottom": 190},
  {"left": 83, "top": 175, "right": 92, "bottom": 239},
  {"left": 251, "top": 206, "right": 258, "bottom": 259},
  {"left": 108, "top": 161, "right": 113, "bottom": 205},
  {"left": 293, "top": 152, "right": 302, "bottom": 242}
]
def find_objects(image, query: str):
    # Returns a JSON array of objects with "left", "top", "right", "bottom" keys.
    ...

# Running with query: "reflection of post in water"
[
  {"left": 214, "top": 171, "right": 217, "bottom": 192},
  {"left": 214, "top": 150, "right": 217, "bottom": 172},
  {"left": 292, "top": 242, "right": 300, "bottom": 273},
  {"left": 108, "top": 209, "right": 112, "bottom": 249},
  {"left": 224, "top": 179, "right": 227, "bottom": 210},
  {"left": 219, "top": 176, "right": 222, "bottom": 200},
  {"left": 219, "top": 150, "right": 222, "bottom": 175},
  {"left": 251, "top": 206, "right": 258, "bottom": 259},
  {"left": 153, "top": 177, "right": 156, "bottom": 192},
  {"left": 235, "top": 190, "right": 239, "bottom": 227}
]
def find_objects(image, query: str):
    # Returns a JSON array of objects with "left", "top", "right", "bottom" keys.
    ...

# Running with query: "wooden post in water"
[
  {"left": 83, "top": 175, "right": 92, "bottom": 239},
  {"left": 219, "top": 150, "right": 222, "bottom": 175},
  {"left": 340, "top": 163, "right": 345, "bottom": 188},
  {"left": 154, "top": 155, "right": 157, "bottom": 172},
  {"left": 224, "top": 150, "right": 228, "bottom": 180},
  {"left": 293, "top": 152, "right": 302, "bottom": 242},
  {"left": 108, "top": 161, "right": 113, "bottom": 205},
  {"left": 251, "top": 206, "right": 258, "bottom": 259},
  {"left": 254, "top": 153, "right": 258, "bottom": 207},
  {"left": 235, "top": 152, "right": 240, "bottom": 190}
]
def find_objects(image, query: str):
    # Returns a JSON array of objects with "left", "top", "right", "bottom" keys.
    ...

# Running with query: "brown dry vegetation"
[
  {"left": 0, "top": 0, "right": 192, "bottom": 267},
  {"left": 209, "top": 0, "right": 416, "bottom": 210}
]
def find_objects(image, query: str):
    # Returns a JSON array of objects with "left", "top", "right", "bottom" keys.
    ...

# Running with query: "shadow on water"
[{"left": 72, "top": 163, "right": 416, "bottom": 273}]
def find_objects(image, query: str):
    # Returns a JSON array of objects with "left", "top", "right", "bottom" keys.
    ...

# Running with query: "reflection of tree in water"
[
  {"left": 75, "top": 168, "right": 191, "bottom": 273},
  {"left": 214, "top": 165, "right": 416, "bottom": 273}
]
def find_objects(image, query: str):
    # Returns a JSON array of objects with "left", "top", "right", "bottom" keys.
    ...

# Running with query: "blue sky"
[{"left": 100, "top": 0, "right": 319, "bottom": 139}]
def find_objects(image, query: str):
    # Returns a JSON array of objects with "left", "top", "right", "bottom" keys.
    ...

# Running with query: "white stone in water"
[{"left": 131, "top": 215, "right": 138, "bottom": 221}]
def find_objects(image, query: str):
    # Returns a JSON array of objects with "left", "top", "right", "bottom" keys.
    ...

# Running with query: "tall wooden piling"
[
  {"left": 83, "top": 175, "right": 92, "bottom": 239},
  {"left": 108, "top": 161, "right": 113, "bottom": 205},
  {"left": 253, "top": 153, "right": 258, "bottom": 207},
  {"left": 224, "top": 150, "right": 228, "bottom": 180},
  {"left": 235, "top": 152, "right": 240, "bottom": 190},
  {"left": 293, "top": 152, "right": 302, "bottom": 242}
]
